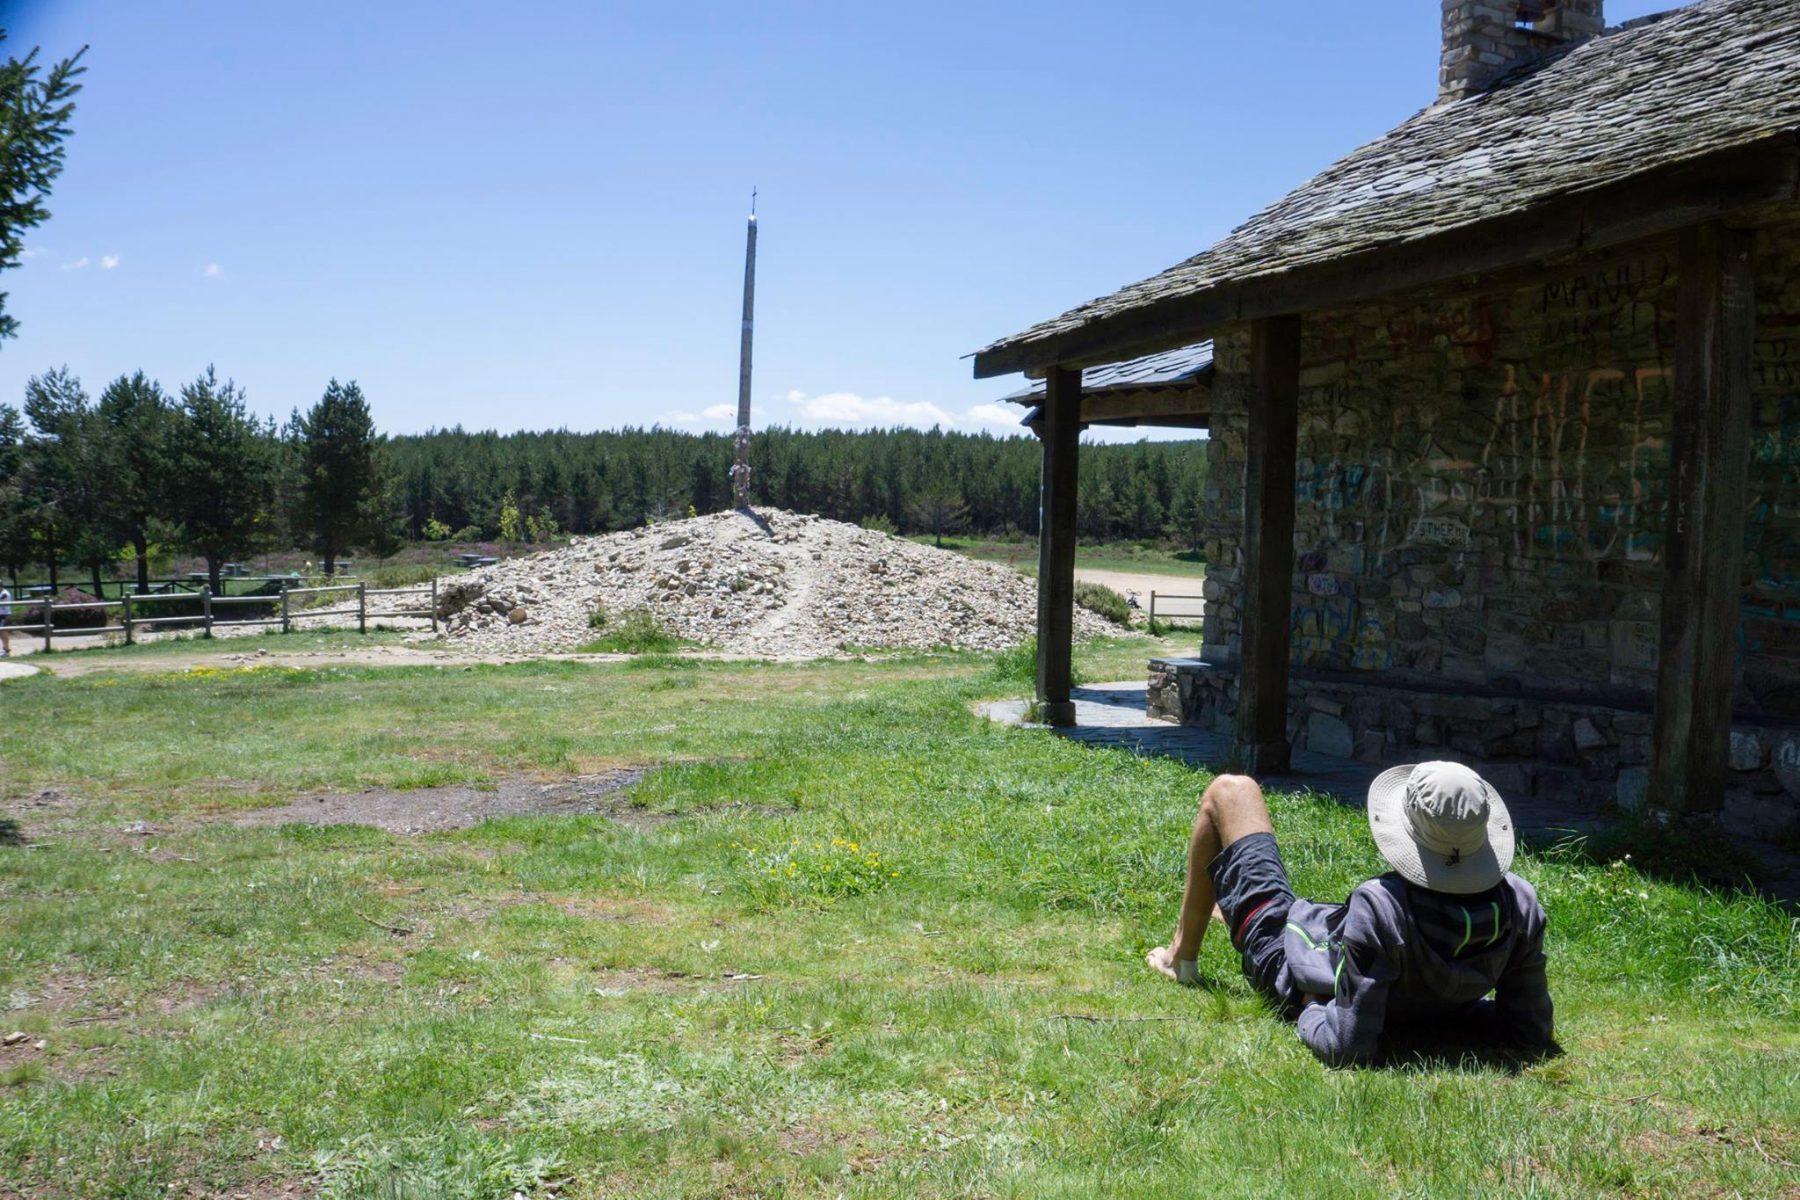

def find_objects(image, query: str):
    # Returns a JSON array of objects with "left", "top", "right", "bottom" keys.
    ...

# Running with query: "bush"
[
  {"left": 578, "top": 607, "right": 684, "bottom": 654},
  {"left": 12, "top": 587, "right": 110, "bottom": 630},
  {"left": 1074, "top": 580, "right": 1131, "bottom": 626},
  {"left": 988, "top": 635, "right": 1087, "bottom": 689},
  {"left": 859, "top": 513, "right": 897, "bottom": 535}
]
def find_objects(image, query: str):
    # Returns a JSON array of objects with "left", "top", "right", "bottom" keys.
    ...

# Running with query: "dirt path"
[{"left": 1073, "top": 569, "right": 1206, "bottom": 620}]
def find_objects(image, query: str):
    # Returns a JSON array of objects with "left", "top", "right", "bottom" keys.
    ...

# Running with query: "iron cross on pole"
[{"left": 731, "top": 190, "right": 758, "bottom": 510}]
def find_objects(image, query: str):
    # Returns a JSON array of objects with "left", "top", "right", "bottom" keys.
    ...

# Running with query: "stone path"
[{"left": 0, "top": 660, "right": 39, "bottom": 682}]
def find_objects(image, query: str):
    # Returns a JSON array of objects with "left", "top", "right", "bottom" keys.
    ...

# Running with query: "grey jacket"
[{"left": 1283, "top": 872, "right": 1553, "bottom": 1067}]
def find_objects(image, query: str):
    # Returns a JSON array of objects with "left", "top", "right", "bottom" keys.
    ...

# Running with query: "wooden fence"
[
  {"left": 3, "top": 579, "right": 438, "bottom": 653},
  {"left": 1146, "top": 589, "right": 1204, "bottom": 635}
]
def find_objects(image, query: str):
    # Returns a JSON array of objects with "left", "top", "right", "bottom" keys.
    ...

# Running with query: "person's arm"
[
  {"left": 1494, "top": 879, "right": 1554, "bottom": 1048},
  {"left": 1296, "top": 888, "right": 1397, "bottom": 1067}
]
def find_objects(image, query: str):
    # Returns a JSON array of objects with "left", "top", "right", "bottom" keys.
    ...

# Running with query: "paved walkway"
[{"left": 0, "top": 660, "right": 39, "bottom": 682}]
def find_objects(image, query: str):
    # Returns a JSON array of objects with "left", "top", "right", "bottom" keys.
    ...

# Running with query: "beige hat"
[{"left": 1367, "top": 761, "right": 1514, "bottom": 894}]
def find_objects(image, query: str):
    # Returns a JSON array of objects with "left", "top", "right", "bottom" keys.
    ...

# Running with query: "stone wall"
[{"left": 1187, "top": 213, "right": 1800, "bottom": 830}]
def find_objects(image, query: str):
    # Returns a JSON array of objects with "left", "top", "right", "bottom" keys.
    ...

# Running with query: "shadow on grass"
[
  {"left": 1376, "top": 1024, "right": 1563, "bottom": 1075},
  {"left": 0, "top": 818, "right": 23, "bottom": 846},
  {"left": 1540, "top": 814, "right": 1784, "bottom": 901}
]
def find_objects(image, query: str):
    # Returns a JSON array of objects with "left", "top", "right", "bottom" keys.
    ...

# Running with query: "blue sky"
[{"left": 0, "top": 0, "right": 1672, "bottom": 443}]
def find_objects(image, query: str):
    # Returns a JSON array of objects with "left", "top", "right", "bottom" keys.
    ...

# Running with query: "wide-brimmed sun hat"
[{"left": 1367, "top": 761, "right": 1514, "bottom": 894}]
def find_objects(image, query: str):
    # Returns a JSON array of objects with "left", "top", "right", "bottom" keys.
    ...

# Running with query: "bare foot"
[{"left": 1146, "top": 945, "right": 1198, "bottom": 984}]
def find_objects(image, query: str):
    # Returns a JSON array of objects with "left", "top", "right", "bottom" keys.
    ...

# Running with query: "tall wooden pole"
[
  {"left": 1035, "top": 366, "right": 1082, "bottom": 727},
  {"left": 1237, "top": 314, "right": 1302, "bottom": 774},
  {"left": 731, "top": 196, "right": 758, "bottom": 510},
  {"left": 1648, "top": 223, "right": 1755, "bottom": 816}
]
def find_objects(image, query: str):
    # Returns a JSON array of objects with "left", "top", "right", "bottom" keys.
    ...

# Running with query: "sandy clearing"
[{"left": 1072, "top": 569, "right": 1206, "bottom": 620}]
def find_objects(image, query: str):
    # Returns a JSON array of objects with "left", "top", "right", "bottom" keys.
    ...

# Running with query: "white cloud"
[
  {"left": 789, "top": 390, "right": 958, "bottom": 429},
  {"left": 701, "top": 403, "right": 738, "bottom": 421},
  {"left": 19, "top": 247, "right": 41, "bottom": 261},
  {"left": 203, "top": 262, "right": 225, "bottom": 279},
  {"left": 964, "top": 402, "right": 1028, "bottom": 430},
  {"left": 100, "top": 254, "right": 121, "bottom": 270},
  {"left": 61, "top": 256, "right": 89, "bottom": 272}
]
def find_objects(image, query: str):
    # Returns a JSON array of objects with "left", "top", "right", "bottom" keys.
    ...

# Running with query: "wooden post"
[
  {"left": 201, "top": 587, "right": 213, "bottom": 638},
  {"left": 1035, "top": 364, "right": 1081, "bottom": 726},
  {"left": 357, "top": 582, "right": 367, "bottom": 634},
  {"left": 122, "top": 593, "right": 133, "bottom": 645},
  {"left": 42, "top": 597, "right": 53, "bottom": 653},
  {"left": 1149, "top": 589, "right": 1158, "bottom": 636},
  {"left": 430, "top": 578, "right": 439, "bottom": 634},
  {"left": 1236, "top": 315, "right": 1303, "bottom": 774},
  {"left": 1648, "top": 224, "right": 1756, "bottom": 816},
  {"left": 281, "top": 584, "right": 291, "bottom": 634}
]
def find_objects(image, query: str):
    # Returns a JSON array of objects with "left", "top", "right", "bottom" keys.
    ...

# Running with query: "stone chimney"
[{"left": 1439, "top": 1, "right": 1605, "bottom": 102}]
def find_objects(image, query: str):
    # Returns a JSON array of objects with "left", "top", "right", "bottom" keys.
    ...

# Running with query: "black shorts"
[{"left": 1208, "top": 831, "right": 1298, "bottom": 1008}]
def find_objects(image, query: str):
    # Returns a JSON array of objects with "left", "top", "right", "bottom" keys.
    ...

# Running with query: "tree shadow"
[{"left": 0, "top": 818, "right": 23, "bottom": 847}]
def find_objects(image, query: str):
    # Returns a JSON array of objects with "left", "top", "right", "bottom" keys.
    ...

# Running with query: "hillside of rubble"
[{"left": 430, "top": 508, "right": 1113, "bottom": 658}]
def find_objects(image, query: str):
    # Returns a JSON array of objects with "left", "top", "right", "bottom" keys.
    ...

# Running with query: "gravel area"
[{"left": 428, "top": 508, "right": 1111, "bottom": 657}]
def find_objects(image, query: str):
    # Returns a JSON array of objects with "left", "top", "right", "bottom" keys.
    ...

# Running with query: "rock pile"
[{"left": 430, "top": 508, "right": 1111, "bottom": 657}]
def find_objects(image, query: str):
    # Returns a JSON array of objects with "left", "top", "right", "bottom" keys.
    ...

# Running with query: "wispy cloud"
[
  {"left": 100, "top": 254, "right": 121, "bottom": 270},
  {"left": 789, "top": 390, "right": 958, "bottom": 429},
  {"left": 202, "top": 262, "right": 225, "bottom": 279},
  {"left": 660, "top": 391, "right": 1033, "bottom": 436},
  {"left": 61, "top": 256, "right": 89, "bottom": 272},
  {"left": 19, "top": 247, "right": 42, "bottom": 262}
]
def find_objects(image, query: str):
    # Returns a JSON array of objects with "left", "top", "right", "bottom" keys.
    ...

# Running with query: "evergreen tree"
[
  {"left": 295, "top": 378, "right": 378, "bottom": 575},
  {"left": 169, "top": 366, "right": 276, "bottom": 592},
  {"left": 0, "top": 37, "right": 85, "bottom": 343},
  {"left": 0, "top": 403, "right": 30, "bottom": 585},
  {"left": 20, "top": 367, "right": 100, "bottom": 590},
  {"left": 95, "top": 371, "right": 173, "bottom": 593}
]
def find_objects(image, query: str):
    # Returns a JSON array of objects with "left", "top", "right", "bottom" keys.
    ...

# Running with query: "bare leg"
[{"left": 1146, "top": 774, "right": 1276, "bottom": 983}]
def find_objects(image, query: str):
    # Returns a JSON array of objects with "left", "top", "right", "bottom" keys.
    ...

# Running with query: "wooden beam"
[
  {"left": 973, "top": 136, "right": 1798, "bottom": 379},
  {"left": 1647, "top": 223, "right": 1756, "bottom": 816},
  {"left": 1034, "top": 365, "right": 1081, "bottom": 726},
  {"left": 1236, "top": 315, "right": 1302, "bottom": 774}
]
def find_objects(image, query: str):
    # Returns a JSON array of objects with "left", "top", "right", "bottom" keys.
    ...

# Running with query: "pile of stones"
[{"left": 430, "top": 508, "right": 1110, "bottom": 657}]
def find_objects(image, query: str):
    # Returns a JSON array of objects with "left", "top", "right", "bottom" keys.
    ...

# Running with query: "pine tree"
[
  {"left": 95, "top": 371, "right": 173, "bottom": 593},
  {"left": 296, "top": 379, "right": 379, "bottom": 575},
  {"left": 169, "top": 366, "right": 276, "bottom": 593},
  {"left": 0, "top": 37, "right": 85, "bottom": 343}
]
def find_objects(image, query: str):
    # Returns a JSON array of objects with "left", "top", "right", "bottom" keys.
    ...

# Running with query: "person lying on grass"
[{"left": 1147, "top": 761, "right": 1554, "bottom": 1067}]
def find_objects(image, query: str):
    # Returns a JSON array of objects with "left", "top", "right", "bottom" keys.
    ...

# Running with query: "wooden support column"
[
  {"left": 1236, "top": 315, "right": 1302, "bottom": 774},
  {"left": 1035, "top": 365, "right": 1081, "bottom": 726},
  {"left": 1648, "top": 224, "right": 1756, "bottom": 816}
]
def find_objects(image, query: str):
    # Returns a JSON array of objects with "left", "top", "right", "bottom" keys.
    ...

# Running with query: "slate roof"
[
  {"left": 1000, "top": 341, "right": 1214, "bottom": 404},
  {"left": 977, "top": 0, "right": 1800, "bottom": 367}
]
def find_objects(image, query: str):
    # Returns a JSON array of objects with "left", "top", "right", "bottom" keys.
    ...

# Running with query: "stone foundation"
[{"left": 1149, "top": 657, "right": 1800, "bottom": 841}]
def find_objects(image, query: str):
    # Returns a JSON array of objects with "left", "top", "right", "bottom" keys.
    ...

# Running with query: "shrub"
[
  {"left": 859, "top": 513, "right": 897, "bottom": 535},
  {"left": 12, "top": 587, "right": 110, "bottom": 630},
  {"left": 1074, "top": 581, "right": 1131, "bottom": 626},
  {"left": 578, "top": 607, "right": 683, "bottom": 654}
]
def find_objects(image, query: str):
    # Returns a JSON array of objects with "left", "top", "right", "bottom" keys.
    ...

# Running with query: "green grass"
[
  {"left": 577, "top": 607, "right": 687, "bottom": 655},
  {"left": 0, "top": 638, "right": 1795, "bottom": 1197}
]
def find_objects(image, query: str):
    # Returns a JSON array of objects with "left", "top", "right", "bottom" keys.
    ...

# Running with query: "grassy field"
[
  {"left": 1, "top": 634, "right": 1796, "bottom": 1198},
  {"left": 907, "top": 536, "right": 1207, "bottom": 580}
]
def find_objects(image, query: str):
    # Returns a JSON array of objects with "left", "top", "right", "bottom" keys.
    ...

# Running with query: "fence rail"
[
  {"left": 4, "top": 578, "right": 437, "bottom": 652},
  {"left": 1146, "top": 590, "right": 1205, "bottom": 635}
]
